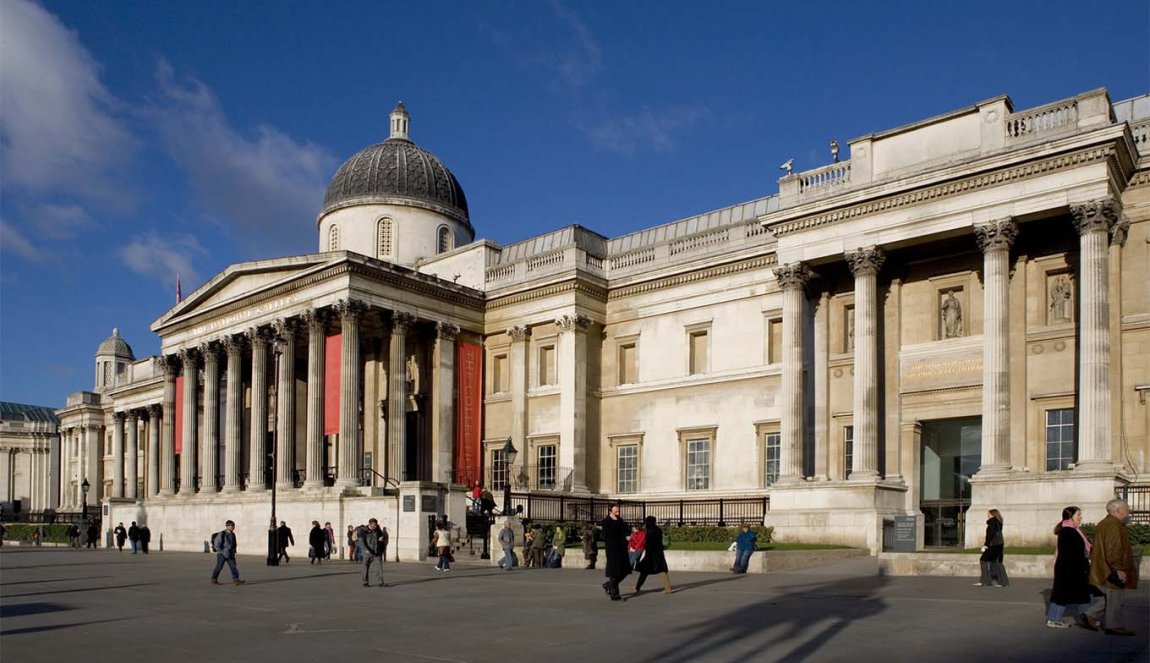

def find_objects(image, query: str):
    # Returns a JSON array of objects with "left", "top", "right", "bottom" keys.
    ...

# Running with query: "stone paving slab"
[{"left": 1, "top": 548, "right": 1146, "bottom": 663}]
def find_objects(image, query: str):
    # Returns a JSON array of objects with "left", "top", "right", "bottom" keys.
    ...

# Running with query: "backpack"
[{"left": 211, "top": 530, "right": 226, "bottom": 553}]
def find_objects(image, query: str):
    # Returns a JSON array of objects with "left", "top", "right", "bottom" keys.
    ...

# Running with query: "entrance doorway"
[{"left": 920, "top": 417, "right": 981, "bottom": 547}]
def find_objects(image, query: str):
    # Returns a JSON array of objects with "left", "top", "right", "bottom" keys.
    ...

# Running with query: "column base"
[
  {"left": 334, "top": 479, "right": 359, "bottom": 492},
  {"left": 1073, "top": 460, "right": 1119, "bottom": 473},
  {"left": 848, "top": 470, "right": 881, "bottom": 483},
  {"left": 246, "top": 486, "right": 269, "bottom": 493},
  {"left": 772, "top": 475, "right": 806, "bottom": 486},
  {"left": 178, "top": 489, "right": 195, "bottom": 497},
  {"left": 973, "top": 464, "right": 1011, "bottom": 477},
  {"left": 302, "top": 480, "right": 325, "bottom": 490},
  {"left": 275, "top": 481, "right": 294, "bottom": 492},
  {"left": 158, "top": 489, "right": 174, "bottom": 497},
  {"left": 222, "top": 485, "right": 241, "bottom": 494}
]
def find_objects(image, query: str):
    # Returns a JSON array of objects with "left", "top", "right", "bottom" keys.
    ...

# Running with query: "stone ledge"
[
  {"left": 664, "top": 548, "right": 866, "bottom": 574},
  {"left": 879, "top": 552, "right": 1150, "bottom": 578}
]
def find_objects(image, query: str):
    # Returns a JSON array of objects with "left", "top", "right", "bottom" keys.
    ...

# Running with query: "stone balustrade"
[
  {"left": 1131, "top": 118, "right": 1150, "bottom": 155},
  {"left": 1005, "top": 98, "right": 1078, "bottom": 140},
  {"left": 798, "top": 160, "right": 851, "bottom": 195}
]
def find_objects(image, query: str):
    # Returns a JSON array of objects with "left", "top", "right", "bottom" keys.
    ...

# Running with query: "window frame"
[
  {"left": 677, "top": 426, "right": 717, "bottom": 491},
  {"left": 755, "top": 422, "right": 781, "bottom": 488},
  {"left": 1044, "top": 407, "right": 1076, "bottom": 471},
  {"left": 616, "top": 333, "right": 639, "bottom": 386},
  {"left": 608, "top": 433, "right": 644, "bottom": 495},
  {"left": 685, "top": 321, "right": 712, "bottom": 376}
]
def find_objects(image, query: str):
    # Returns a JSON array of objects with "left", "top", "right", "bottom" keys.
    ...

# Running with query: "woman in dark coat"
[
  {"left": 308, "top": 521, "right": 326, "bottom": 565},
  {"left": 1046, "top": 506, "right": 1101, "bottom": 629},
  {"left": 975, "top": 509, "right": 1008, "bottom": 586},
  {"left": 633, "top": 516, "right": 672, "bottom": 595},
  {"left": 600, "top": 505, "right": 630, "bottom": 601}
]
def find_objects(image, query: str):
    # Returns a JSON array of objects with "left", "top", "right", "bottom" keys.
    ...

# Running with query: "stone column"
[
  {"left": 773, "top": 263, "right": 812, "bottom": 484},
  {"left": 111, "top": 412, "right": 126, "bottom": 497},
  {"left": 846, "top": 246, "right": 885, "bottom": 481},
  {"left": 247, "top": 328, "right": 269, "bottom": 491},
  {"left": 147, "top": 405, "right": 160, "bottom": 497},
  {"left": 160, "top": 357, "right": 177, "bottom": 496},
  {"left": 83, "top": 424, "right": 99, "bottom": 503},
  {"left": 273, "top": 318, "right": 298, "bottom": 490},
  {"left": 201, "top": 342, "right": 221, "bottom": 493},
  {"left": 974, "top": 219, "right": 1018, "bottom": 474},
  {"left": 223, "top": 335, "right": 244, "bottom": 493},
  {"left": 507, "top": 325, "right": 531, "bottom": 482},
  {"left": 304, "top": 308, "right": 328, "bottom": 489},
  {"left": 556, "top": 314, "right": 591, "bottom": 492},
  {"left": 126, "top": 412, "right": 139, "bottom": 499},
  {"left": 432, "top": 322, "right": 459, "bottom": 485},
  {"left": 387, "top": 311, "right": 413, "bottom": 483},
  {"left": 179, "top": 348, "right": 199, "bottom": 496},
  {"left": 1071, "top": 200, "right": 1126, "bottom": 470},
  {"left": 336, "top": 300, "right": 366, "bottom": 489}
]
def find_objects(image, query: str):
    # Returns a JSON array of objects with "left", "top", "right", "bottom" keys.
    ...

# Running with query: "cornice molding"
[
  {"left": 487, "top": 279, "right": 608, "bottom": 311},
  {"left": 608, "top": 255, "right": 777, "bottom": 301}
]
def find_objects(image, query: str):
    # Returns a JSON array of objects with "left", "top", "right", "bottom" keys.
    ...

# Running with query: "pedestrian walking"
[
  {"left": 360, "top": 518, "right": 388, "bottom": 587},
  {"left": 67, "top": 523, "right": 80, "bottom": 548},
  {"left": 498, "top": 520, "right": 516, "bottom": 570},
  {"left": 1045, "top": 506, "right": 1102, "bottom": 630},
  {"left": 627, "top": 524, "right": 646, "bottom": 570},
  {"left": 138, "top": 525, "right": 151, "bottom": 553},
  {"left": 600, "top": 505, "right": 630, "bottom": 601},
  {"left": 974, "top": 509, "right": 1008, "bottom": 586},
  {"left": 114, "top": 522, "right": 127, "bottom": 552},
  {"left": 347, "top": 525, "right": 359, "bottom": 561},
  {"left": 308, "top": 521, "right": 326, "bottom": 565},
  {"left": 128, "top": 521, "right": 140, "bottom": 554},
  {"left": 323, "top": 522, "right": 335, "bottom": 560},
  {"left": 633, "top": 516, "right": 673, "bottom": 595},
  {"left": 85, "top": 521, "right": 98, "bottom": 549},
  {"left": 276, "top": 521, "right": 294, "bottom": 563},
  {"left": 1087, "top": 499, "right": 1139, "bottom": 636},
  {"left": 210, "top": 520, "right": 246, "bottom": 585},
  {"left": 433, "top": 522, "right": 452, "bottom": 571},
  {"left": 731, "top": 524, "right": 758, "bottom": 573},
  {"left": 582, "top": 525, "right": 598, "bottom": 569},
  {"left": 480, "top": 487, "right": 496, "bottom": 516}
]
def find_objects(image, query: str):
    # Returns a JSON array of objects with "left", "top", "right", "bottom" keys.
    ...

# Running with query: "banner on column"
[
  {"left": 324, "top": 333, "right": 341, "bottom": 435},
  {"left": 174, "top": 375, "right": 184, "bottom": 455},
  {"left": 454, "top": 340, "right": 483, "bottom": 486}
]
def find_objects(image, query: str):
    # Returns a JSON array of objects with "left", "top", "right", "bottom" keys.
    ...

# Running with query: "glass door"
[{"left": 920, "top": 417, "right": 981, "bottom": 547}]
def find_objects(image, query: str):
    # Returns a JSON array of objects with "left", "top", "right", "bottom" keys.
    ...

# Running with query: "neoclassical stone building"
[
  {"left": 51, "top": 90, "right": 1150, "bottom": 556},
  {"left": 0, "top": 402, "right": 58, "bottom": 515}
]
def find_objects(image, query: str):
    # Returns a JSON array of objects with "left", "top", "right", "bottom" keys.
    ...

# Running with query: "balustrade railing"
[
  {"left": 526, "top": 251, "right": 564, "bottom": 272},
  {"left": 485, "top": 263, "right": 516, "bottom": 284},
  {"left": 609, "top": 247, "right": 656, "bottom": 270},
  {"left": 798, "top": 161, "right": 851, "bottom": 195},
  {"left": 669, "top": 228, "right": 729, "bottom": 256},
  {"left": 1131, "top": 119, "right": 1150, "bottom": 155},
  {"left": 1005, "top": 99, "right": 1078, "bottom": 139}
]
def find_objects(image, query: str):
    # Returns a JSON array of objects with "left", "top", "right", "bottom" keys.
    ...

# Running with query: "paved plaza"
[{"left": 1, "top": 547, "right": 1146, "bottom": 663}]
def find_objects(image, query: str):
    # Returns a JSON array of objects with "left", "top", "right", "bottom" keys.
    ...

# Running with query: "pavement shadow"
[
  {"left": 641, "top": 574, "right": 889, "bottom": 663},
  {"left": 0, "top": 575, "right": 112, "bottom": 586},
  {"left": 0, "top": 602, "right": 75, "bottom": 618},
  {"left": 626, "top": 575, "right": 745, "bottom": 600},
  {"left": 1, "top": 617, "right": 129, "bottom": 636},
  {"left": 2, "top": 583, "right": 157, "bottom": 599}
]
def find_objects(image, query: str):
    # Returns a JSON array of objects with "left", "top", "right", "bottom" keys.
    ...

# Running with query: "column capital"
[
  {"left": 773, "top": 262, "right": 813, "bottom": 291},
  {"left": 156, "top": 354, "right": 180, "bottom": 376},
  {"left": 198, "top": 340, "right": 221, "bottom": 361},
  {"left": 845, "top": 246, "right": 886, "bottom": 276},
  {"left": 272, "top": 316, "right": 301, "bottom": 339},
  {"left": 555, "top": 314, "right": 591, "bottom": 333},
  {"left": 126, "top": 409, "right": 141, "bottom": 422},
  {"left": 221, "top": 333, "right": 246, "bottom": 353},
  {"left": 113, "top": 411, "right": 127, "bottom": 423},
  {"left": 334, "top": 299, "right": 367, "bottom": 324},
  {"left": 148, "top": 404, "right": 162, "bottom": 418},
  {"left": 507, "top": 325, "right": 531, "bottom": 342},
  {"left": 436, "top": 322, "right": 460, "bottom": 341},
  {"left": 245, "top": 325, "right": 271, "bottom": 346},
  {"left": 974, "top": 219, "right": 1018, "bottom": 253},
  {"left": 390, "top": 310, "right": 415, "bottom": 331},
  {"left": 302, "top": 307, "right": 331, "bottom": 331},
  {"left": 178, "top": 347, "right": 201, "bottom": 370},
  {"left": 1070, "top": 198, "right": 1121, "bottom": 236}
]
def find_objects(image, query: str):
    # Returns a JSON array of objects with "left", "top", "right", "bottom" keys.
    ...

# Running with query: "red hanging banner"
[
  {"left": 324, "top": 333, "right": 342, "bottom": 435},
  {"left": 174, "top": 375, "right": 184, "bottom": 455},
  {"left": 454, "top": 341, "right": 483, "bottom": 486}
]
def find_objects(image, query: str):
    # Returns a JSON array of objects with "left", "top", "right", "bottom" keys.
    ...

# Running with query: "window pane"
[
  {"left": 844, "top": 426, "right": 854, "bottom": 479},
  {"left": 686, "top": 438, "right": 710, "bottom": 490},
  {"left": 765, "top": 432, "right": 780, "bottom": 486},
  {"left": 617, "top": 444, "right": 638, "bottom": 493},
  {"left": 1044, "top": 408, "right": 1075, "bottom": 471},
  {"left": 538, "top": 444, "right": 556, "bottom": 489},
  {"left": 492, "top": 450, "right": 508, "bottom": 489}
]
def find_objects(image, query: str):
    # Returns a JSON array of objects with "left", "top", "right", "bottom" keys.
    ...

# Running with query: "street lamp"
[
  {"left": 266, "top": 335, "right": 285, "bottom": 567},
  {"left": 501, "top": 439, "right": 518, "bottom": 516},
  {"left": 81, "top": 478, "right": 90, "bottom": 519}
]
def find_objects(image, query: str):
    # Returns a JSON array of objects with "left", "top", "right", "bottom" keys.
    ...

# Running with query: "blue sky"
[{"left": 1, "top": 0, "right": 1147, "bottom": 408}]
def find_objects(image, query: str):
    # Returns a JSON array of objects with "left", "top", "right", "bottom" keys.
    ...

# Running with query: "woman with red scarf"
[{"left": 1045, "top": 506, "right": 1101, "bottom": 629}]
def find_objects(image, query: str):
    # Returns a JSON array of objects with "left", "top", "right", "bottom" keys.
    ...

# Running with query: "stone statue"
[
  {"left": 941, "top": 290, "right": 963, "bottom": 339},
  {"left": 846, "top": 309, "right": 855, "bottom": 352},
  {"left": 1049, "top": 276, "right": 1072, "bottom": 322},
  {"left": 406, "top": 354, "right": 420, "bottom": 395}
]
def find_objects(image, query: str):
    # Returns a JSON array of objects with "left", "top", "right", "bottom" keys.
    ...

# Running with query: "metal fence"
[
  {"left": 507, "top": 492, "right": 768, "bottom": 527},
  {"left": 1117, "top": 483, "right": 1150, "bottom": 524}
]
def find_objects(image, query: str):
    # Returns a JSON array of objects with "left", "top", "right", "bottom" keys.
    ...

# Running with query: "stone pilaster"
[
  {"left": 432, "top": 322, "right": 459, "bottom": 484},
  {"left": 159, "top": 356, "right": 178, "bottom": 496},
  {"left": 845, "top": 247, "right": 884, "bottom": 481},
  {"left": 336, "top": 300, "right": 366, "bottom": 490},
  {"left": 387, "top": 311, "right": 413, "bottom": 483},
  {"left": 200, "top": 342, "right": 220, "bottom": 493},
  {"left": 773, "top": 263, "right": 812, "bottom": 484},
  {"left": 126, "top": 411, "right": 139, "bottom": 499},
  {"left": 178, "top": 348, "right": 199, "bottom": 496},
  {"left": 222, "top": 335, "right": 244, "bottom": 493},
  {"left": 247, "top": 327, "right": 270, "bottom": 491},
  {"left": 147, "top": 405, "right": 161, "bottom": 497},
  {"left": 507, "top": 325, "right": 531, "bottom": 482},
  {"left": 303, "top": 308, "right": 328, "bottom": 489},
  {"left": 111, "top": 412, "right": 126, "bottom": 498},
  {"left": 556, "top": 314, "right": 591, "bottom": 492},
  {"left": 1071, "top": 199, "right": 1122, "bottom": 470},
  {"left": 974, "top": 219, "right": 1018, "bottom": 474},
  {"left": 272, "top": 318, "right": 298, "bottom": 490}
]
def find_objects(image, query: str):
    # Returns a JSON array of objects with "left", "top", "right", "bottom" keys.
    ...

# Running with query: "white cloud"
[
  {"left": 578, "top": 106, "right": 712, "bottom": 156},
  {"left": 0, "top": 220, "right": 46, "bottom": 262},
  {"left": 149, "top": 62, "right": 336, "bottom": 257},
  {"left": 543, "top": 0, "right": 603, "bottom": 89},
  {"left": 0, "top": 0, "right": 135, "bottom": 206},
  {"left": 119, "top": 232, "right": 206, "bottom": 288},
  {"left": 28, "top": 203, "right": 97, "bottom": 240}
]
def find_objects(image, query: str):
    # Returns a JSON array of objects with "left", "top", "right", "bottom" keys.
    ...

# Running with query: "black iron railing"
[
  {"left": 505, "top": 492, "right": 768, "bottom": 527},
  {"left": 1117, "top": 483, "right": 1150, "bottom": 524},
  {"left": 485, "top": 465, "right": 575, "bottom": 492}
]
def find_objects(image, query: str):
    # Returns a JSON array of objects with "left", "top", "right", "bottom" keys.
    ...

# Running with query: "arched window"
[
  {"left": 329, "top": 225, "right": 340, "bottom": 251},
  {"left": 437, "top": 226, "right": 453, "bottom": 254},
  {"left": 377, "top": 218, "right": 394, "bottom": 258}
]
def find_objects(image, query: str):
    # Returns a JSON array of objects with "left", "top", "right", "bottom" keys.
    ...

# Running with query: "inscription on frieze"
[{"left": 900, "top": 348, "right": 982, "bottom": 392}]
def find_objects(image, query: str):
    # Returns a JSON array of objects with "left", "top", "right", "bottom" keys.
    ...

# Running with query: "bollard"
[
  {"left": 204, "top": 540, "right": 210, "bottom": 553},
  {"left": 159, "top": 533, "right": 164, "bottom": 551}
]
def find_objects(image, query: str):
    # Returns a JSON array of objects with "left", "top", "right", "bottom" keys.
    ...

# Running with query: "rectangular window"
[
  {"left": 538, "top": 345, "right": 556, "bottom": 387},
  {"left": 537, "top": 444, "right": 556, "bottom": 489},
  {"left": 491, "top": 449, "right": 508, "bottom": 489},
  {"left": 1045, "top": 408, "right": 1076, "bottom": 471},
  {"left": 686, "top": 438, "right": 711, "bottom": 490},
  {"left": 492, "top": 354, "right": 509, "bottom": 393},
  {"left": 764, "top": 432, "right": 780, "bottom": 486},
  {"left": 768, "top": 318, "right": 783, "bottom": 364},
  {"left": 617, "top": 444, "right": 639, "bottom": 493},
  {"left": 844, "top": 426, "right": 854, "bottom": 479},
  {"left": 689, "top": 330, "right": 709, "bottom": 375},
  {"left": 618, "top": 342, "right": 637, "bottom": 385}
]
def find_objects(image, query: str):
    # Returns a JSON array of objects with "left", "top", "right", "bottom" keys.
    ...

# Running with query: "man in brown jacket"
[{"left": 1087, "top": 499, "right": 1138, "bottom": 636}]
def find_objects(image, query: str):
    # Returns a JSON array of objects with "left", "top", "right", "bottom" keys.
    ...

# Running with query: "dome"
[
  {"left": 321, "top": 103, "right": 470, "bottom": 226},
  {"left": 97, "top": 328, "right": 134, "bottom": 359}
]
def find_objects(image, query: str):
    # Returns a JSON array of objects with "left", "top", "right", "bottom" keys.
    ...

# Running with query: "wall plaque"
[
  {"left": 402, "top": 495, "right": 415, "bottom": 512},
  {"left": 892, "top": 515, "right": 917, "bottom": 552},
  {"left": 421, "top": 495, "right": 438, "bottom": 513}
]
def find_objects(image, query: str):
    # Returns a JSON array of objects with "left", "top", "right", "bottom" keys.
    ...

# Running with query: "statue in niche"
[
  {"left": 406, "top": 354, "right": 421, "bottom": 395},
  {"left": 1049, "top": 276, "right": 1072, "bottom": 323},
  {"left": 845, "top": 308, "right": 855, "bottom": 352},
  {"left": 941, "top": 290, "right": 963, "bottom": 339}
]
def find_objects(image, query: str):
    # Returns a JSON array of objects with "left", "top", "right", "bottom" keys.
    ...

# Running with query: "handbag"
[
  {"left": 1107, "top": 570, "right": 1127, "bottom": 588},
  {"left": 448, "top": 551, "right": 456, "bottom": 563}
]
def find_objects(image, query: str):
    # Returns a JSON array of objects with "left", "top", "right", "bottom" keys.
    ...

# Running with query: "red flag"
[{"left": 176, "top": 273, "right": 183, "bottom": 304}]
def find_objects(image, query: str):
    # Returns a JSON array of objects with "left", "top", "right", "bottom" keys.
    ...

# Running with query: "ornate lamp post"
[
  {"left": 501, "top": 438, "right": 518, "bottom": 516},
  {"left": 266, "top": 335, "right": 285, "bottom": 567},
  {"left": 81, "top": 478, "right": 90, "bottom": 519}
]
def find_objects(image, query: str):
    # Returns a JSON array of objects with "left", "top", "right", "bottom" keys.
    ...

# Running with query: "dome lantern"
[{"left": 390, "top": 101, "right": 410, "bottom": 141}]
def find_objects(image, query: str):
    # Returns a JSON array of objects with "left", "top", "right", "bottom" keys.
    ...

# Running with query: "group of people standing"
[{"left": 307, "top": 521, "right": 336, "bottom": 564}]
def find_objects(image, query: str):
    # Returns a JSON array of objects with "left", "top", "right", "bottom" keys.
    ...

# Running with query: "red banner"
[
  {"left": 454, "top": 341, "right": 483, "bottom": 485},
  {"left": 174, "top": 375, "right": 184, "bottom": 455},
  {"left": 324, "top": 333, "right": 341, "bottom": 435}
]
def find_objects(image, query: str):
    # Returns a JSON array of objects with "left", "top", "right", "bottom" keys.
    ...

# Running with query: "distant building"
[
  {"left": 0, "top": 402, "right": 59, "bottom": 515},
  {"left": 49, "top": 91, "right": 1150, "bottom": 556}
]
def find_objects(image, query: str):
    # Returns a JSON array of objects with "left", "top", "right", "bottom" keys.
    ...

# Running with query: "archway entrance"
[{"left": 920, "top": 417, "right": 981, "bottom": 547}]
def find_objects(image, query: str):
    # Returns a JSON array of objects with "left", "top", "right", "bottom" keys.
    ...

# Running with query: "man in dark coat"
[
  {"left": 138, "top": 525, "right": 151, "bottom": 553},
  {"left": 85, "top": 521, "right": 99, "bottom": 549},
  {"left": 128, "top": 521, "right": 140, "bottom": 554},
  {"left": 360, "top": 518, "right": 388, "bottom": 588},
  {"left": 600, "top": 505, "right": 630, "bottom": 601},
  {"left": 276, "top": 521, "right": 294, "bottom": 563},
  {"left": 633, "top": 516, "right": 672, "bottom": 595},
  {"left": 308, "top": 521, "right": 326, "bottom": 564}
]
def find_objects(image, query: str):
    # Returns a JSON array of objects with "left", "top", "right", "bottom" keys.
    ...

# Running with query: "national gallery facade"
[{"left": 15, "top": 89, "right": 1149, "bottom": 557}]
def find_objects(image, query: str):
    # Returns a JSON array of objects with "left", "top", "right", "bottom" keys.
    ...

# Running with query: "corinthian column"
[
  {"left": 556, "top": 314, "right": 591, "bottom": 492},
  {"left": 1071, "top": 200, "right": 1125, "bottom": 470},
  {"left": 200, "top": 342, "right": 221, "bottom": 493},
  {"left": 111, "top": 412, "right": 126, "bottom": 497},
  {"left": 845, "top": 247, "right": 884, "bottom": 481},
  {"left": 223, "top": 335, "right": 244, "bottom": 493},
  {"left": 432, "top": 322, "right": 459, "bottom": 485},
  {"left": 336, "top": 301, "right": 366, "bottom": 490},
  {"left": 507, "top": 325, "right": 531, "bottom": 483},
  {"left": 125, "top": 411, "right": 138, "bottom": 498},
  {"left": 178, "top": 349, "right": 199, "bottom": 495},
  {"left": 974, "top": 219, "right": 1018, "bottom": 474},
  {"left": 247, "top": 327, "right": 270, "bottom": 491},
  {"left": 773, "top": 262, "right": 812, "bottom": 484},
  {"left": 147, "top": 405, "right": 160, "bottom": 497},
  {"left": 387, "top": 311, "right": 413, "bottom": 483},
  {"left": 273, "top": 319, "right": 298, "bottom": 490},
  {"left": 159, "top": 356, "right": 177, "bottom": 496},
  {"left": 304, "top": 308, "right": 328, "bottom": 489}
]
